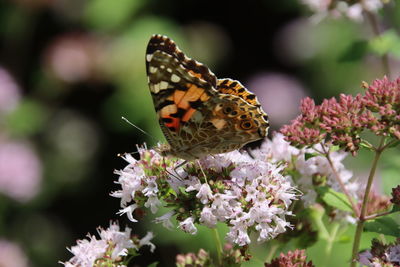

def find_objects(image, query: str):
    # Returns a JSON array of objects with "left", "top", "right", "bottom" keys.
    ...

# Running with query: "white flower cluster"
[
  {"left": 260, "top": 133, "right": 358, "bottom": 207},
  {"left": 300, "top": 0, "right": 385, "bottom": 22},
  {"left": 113, "top": 147, "right": 298, "bottom": 246},
  {"left": 61, "top": 222, "right": 155, "bottom": 267}
]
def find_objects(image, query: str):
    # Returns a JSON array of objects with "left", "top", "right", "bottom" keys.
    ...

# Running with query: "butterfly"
[{"left": 146, "top": 34, "right": 269, "bottom": 161}]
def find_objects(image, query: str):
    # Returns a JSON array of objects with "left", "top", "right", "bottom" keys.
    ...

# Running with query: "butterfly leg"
[{"left": 162, "top": 159, "right": 188, "bottom": 181}]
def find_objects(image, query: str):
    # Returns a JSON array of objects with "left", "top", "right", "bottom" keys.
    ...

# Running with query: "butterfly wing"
[{"left": 146, "top": 35, "right": 269, "bottom": 160}]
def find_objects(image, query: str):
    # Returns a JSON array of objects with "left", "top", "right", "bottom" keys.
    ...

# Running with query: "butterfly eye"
[{"left": 240, "top": 120, "right": 253, "bottom": 130}]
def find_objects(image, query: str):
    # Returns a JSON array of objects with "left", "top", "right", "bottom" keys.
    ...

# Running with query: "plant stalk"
[
  {"left": 322, "top": 146, "right": 360, "bottom": 217},
  {"left": 350, "top": 137, "right": 385, "bottom": 267},
  {"left": 212, "top": 228, "right": 223, "bottom": 266}
]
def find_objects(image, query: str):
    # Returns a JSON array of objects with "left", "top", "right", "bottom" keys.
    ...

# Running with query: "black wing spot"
[
  {"left": 156, "top": 100, "right": 175, "bottom": 111},
  {"left": 237, "top": 88, "right": 245, "bottom": 93},
  {"left": 170, "top": 108, "right": 186, "bottom": 118},
  {"left": 162, "top": 117, "right": 173, "bottom": 123},
  {"left": 246, "top": 94, "right": 256, "bottom": 100},
  {"left": 220, "top": 79, "right": 229, "bottom": 86},
  {"left": 230, "top": 81, "right": 238, "bottom": 87},
  {"left": 189, "top": 99, "right": 203, "bottom": 109}
]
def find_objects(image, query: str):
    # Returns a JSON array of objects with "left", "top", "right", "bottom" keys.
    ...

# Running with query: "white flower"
[
  {"left": 113, "top": 164, "right": 145, "bottom": 207},
  {"left": 196, "top": 184, "right": 213, "bottom": 204},
  {"left": 139, "top": 232, "right": 156, "bottom": 253},
  {"left": 259, "top": 132, "right": 300, "bottom": 162},
  {"left": 97, "top": 223, "right": 135, "bottom": 259},
  {"left": 65, "top": 236, "right": 107, "bottom": 267},
  {"left": 154, "top": 211, "right": 175, "bottom": 229},
  {"left": 185, "top": 176, "right": 202, "bottom": 192},
  {"left": 62, "top": 222, "right": 155, "bottom": 267},
  {"left": 143, "top": 176, "right": 159, "bottom": 197},
  {"left": 200, "top": 206, "right": 218, "bottom": 228},
  {"left": 263, "top": 134, "right": 359, "bottom": 208},
  {"left": 226, "top": 224, "right": 251, "bottom": 246},
  {"left": 144, "top": 195, "right": 162, "bottom": 214},
  {"left": 211, "top": 193, "right": 238, "bottom": 220},
  {"left": 115, "top": 144, "right": 298, "bottom": 246},
  {"left": 117, "top": 204, "right": 138, "bottom": 222},
  {"left": 179, "top": 217, "right": 197, "bottom": 235}
]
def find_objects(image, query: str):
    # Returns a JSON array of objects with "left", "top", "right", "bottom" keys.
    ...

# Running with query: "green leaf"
[
  {"left": 338, "top": 40, "right": 369, "bottom": 62},
  {"left": 364, "top": 216, "right": 400, "bottom": 237},
  {"left": 369, "top": 29, "right": 400, "bottom": 58},
  {"left": 305, "top": 152, "right": 319, "bottom": 161},
  {"left": 316, "top": 186, "right": 353, "bottom": 212},
  {"left": 147, "top": 262, "right": 159, "bottom": 267}
]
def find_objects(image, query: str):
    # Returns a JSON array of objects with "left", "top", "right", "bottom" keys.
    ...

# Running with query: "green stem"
[
  {"left": 350, "top": 137, "right": 385, "bottom": 267},
  {"left": 212, "top": 228, "right": 223, "bottom": 266},
  {"left": 322, "top": 146, "right": 359, "bottom": 217},
  {"left": 364, "top": 210, "right": 393, "bottom": 221}
]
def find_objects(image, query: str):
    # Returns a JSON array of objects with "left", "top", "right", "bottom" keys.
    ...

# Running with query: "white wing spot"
[
  {"left": 160, "top": 81, "right": 169, "bottom": 90},
  {"left": 151, "top": 83, "right": 160, "bottom": 93},
  {"left": 160, "top": 65, "right": 165, "bottom": 69},
  {"left": 149, "top": 66, "right": 157, "bottom": 74},
  {"left": 146, "top": 54, "right": 153, "bottom": 62},
  {"left": 167, "top": 68, "right": 172, "bottom": 73},
  {"left": 171, "top": 74, "right": 181, "bottom": 83}
]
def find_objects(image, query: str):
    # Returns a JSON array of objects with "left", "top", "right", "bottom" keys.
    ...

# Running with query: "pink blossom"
[
  {"left": 0, "top": 239, "right": 29, "bottom": 267},
  {"left": 0, "top": 140, "right": 42, "bottom": 202}
]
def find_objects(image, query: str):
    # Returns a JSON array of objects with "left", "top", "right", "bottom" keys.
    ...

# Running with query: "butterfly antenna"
[{"left": 121, "top": 116, "right": 159, "bottom": 143}]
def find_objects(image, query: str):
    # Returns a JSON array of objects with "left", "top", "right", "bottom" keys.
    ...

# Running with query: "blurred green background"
[{"left": 1, "top": 0, "right": 400, "bottom": 266}]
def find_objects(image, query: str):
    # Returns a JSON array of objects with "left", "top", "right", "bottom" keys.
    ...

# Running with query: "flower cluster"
[
  {"left": 113, "top": 145, "right": 298, "bottom": 246},
  {"left": 265, "top": 249, "right": 314, "bottom": 267},
  {"left": 300, "top": 0, "right": 386, "bottom": 22},
  {"left": 281, "top": 77, "right": 400, "bottom": 155},
  {"left": 359, "top": 238, "right": 400, "bottom": 267},
  {"left": 260, "top": 133, "right": 358, "bottom": 208},
  {"left": 61, "top": 222, "right": 155, "bottom": 267}
]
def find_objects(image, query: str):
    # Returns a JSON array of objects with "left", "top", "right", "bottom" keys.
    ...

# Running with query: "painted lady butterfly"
[{"left": 146, "top": 34, "right": 269, "bottom": 160}]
